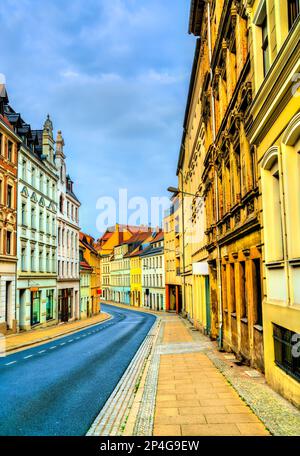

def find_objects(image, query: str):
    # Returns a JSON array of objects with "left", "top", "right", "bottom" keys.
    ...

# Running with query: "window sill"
[
  {"left": 241, "top": 317, "right": 248, "bottom": 324},
  {"left": 266, "top": 261, "right": 284, "bottom": 269},
  {"left": 231, "top": 312, "right": 237, "bottom": 318},
  {"left": 254, "top": 324, "right": 263, "bottom": 333}
]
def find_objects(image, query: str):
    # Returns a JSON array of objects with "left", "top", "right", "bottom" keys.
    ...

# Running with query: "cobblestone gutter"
[
  {"left": 205, "top": 350, "right": 300, "bottom": 436},
  {"left": 86, "top": 318, "right": 160, "bottom": 436}
]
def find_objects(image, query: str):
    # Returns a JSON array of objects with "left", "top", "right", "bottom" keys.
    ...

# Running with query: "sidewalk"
[
  {"left": 125, "top": 312, "right": 300, "bottom": 436},
  {"left": 153, "top": 318, "right": 269, "bottom": 436},
  {"left": 2, "top": 312, "right": 110, "bottom": 354}
]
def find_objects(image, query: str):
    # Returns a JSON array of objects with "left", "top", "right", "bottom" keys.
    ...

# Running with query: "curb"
[
  {"left": 2, "top": 313, "right": 112, "bottom": 355},
  {"left": 87, "top": 317, "right": 161, "bottom": 436}
]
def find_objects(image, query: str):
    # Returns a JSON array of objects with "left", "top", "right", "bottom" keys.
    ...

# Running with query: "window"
[
  {"left": 31, "top": 249, "right": 35, "bottom": 272},
  {"left": 262, "top": 17, "right": 270, "bottom": 76},
  {"left": 39, "top": 173, "right": 43, "bottom": 192},
  {"left": 31, "top": 167, "right": 36, "bottom": 187},
  {"left": 46, "top": 290, "right": 54, "bottom": 320},
  {"left": 6, "top": 231, "right": 12, "bottom": 254},
  {"left": 253, "top": 259, "right": 263, "bottom": 326},
  {"left": 31, "top": 208, "right": 36, "bottom": 229},
  {"left": 288, "top": 0, "right": 300, "bottom": 29},
  {"left": 22, "top": 160, "right": 27, "bottom": 180},
  {"left": 46, "top": 252, "right": 50, "bottom": 272},
  {"left": 39, "top": 211, "right": 44, "bottom": 232},
  {"left": 39, "top": 251, "right": 43, "bottom": 272},
  {"left": 21, "top": 247, "right": 26, "bottom": 271},
  {"left": 0, "top": 133, "right": 2, "bottom": 155},
  {"left": 7, "top": 185, "right": 12, "bottom": 208},
  {"left": 21, "top": 202, "right": 26, "bottom": 226},
  {"left": 230, "top": 263, "right": 236, "bottom": 313},
  {"left": 240, "top": 262, "right": 248, "bottom": 319},
  {"left": 7, "top": 141, "right": 13, "bottom": 162},
  {"left": 31, "top": 291, "right": 41, "bottom": 326},
  {"left": 273, "top": 324, "right": 300, "bottom": 382},
  {"left": 59, "top": 194, "right": 64, "bottom": 213}
]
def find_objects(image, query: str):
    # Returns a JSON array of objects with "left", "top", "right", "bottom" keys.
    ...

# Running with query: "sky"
[{"left": 0, "top": 0, "right": 195, "bottom": 237}]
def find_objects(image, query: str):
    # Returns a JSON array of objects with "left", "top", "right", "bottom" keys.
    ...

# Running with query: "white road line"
[
  {"left": 5, "top": 361, "right": 17, "bottom": 366},
  {"left": 24, "top": 355, "right": 33, "bottom": 359},
  {"left": 75, "top": 337, "right": 80, "bottom": 340},
  {"left": 50, "top": 346, "right": 57, "bottom": 350},
  {"left": 68, "top": 339, "right": 73, "bottom": 343},
  {"left": 60, "top": 342, "right": 66, "bottom": 346},
  {"left": 38, "top": 350, "right": 46, "bottom": 354}
]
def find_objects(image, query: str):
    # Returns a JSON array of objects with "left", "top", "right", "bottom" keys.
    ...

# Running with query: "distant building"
[
  {"left": 79, "top": 245, "right": 93, "bottom": 318},
  {"left": 164, "top": 196, "right": 182, "bottom": 314},
  {"left": 56, "top": 131, "right": 80, "bottom": 323},
  {"left": 0, "top": 86, "right": 20, "bottom": 333},
  {"left": 141, "top": 231, "right": 165, "bottom": 311},
  {"left": 79, "top": 233, "right": 101, "bottom": 314},
  {"left": 96, "top": 224, "right": 134, "bottom": 301}
]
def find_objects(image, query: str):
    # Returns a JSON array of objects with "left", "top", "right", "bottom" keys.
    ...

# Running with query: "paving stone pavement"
[{"left": 150, "top": 318, "right": 270, "bottom": 436}]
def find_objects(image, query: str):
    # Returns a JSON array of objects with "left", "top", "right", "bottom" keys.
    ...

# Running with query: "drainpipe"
[
  {"left": 207, "top": 0, "right": 223, "bottom": 349},
  {"left": 179, "top": 169, "right": 186, "bottom": 316}
]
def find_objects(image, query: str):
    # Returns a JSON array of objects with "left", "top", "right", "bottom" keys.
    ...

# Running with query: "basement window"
[
  {"left": 288, "top": 0, "right": 300, "bottom": 30},
  {"left": 273, "top": 324, "right": 300, "bottom": 382}
]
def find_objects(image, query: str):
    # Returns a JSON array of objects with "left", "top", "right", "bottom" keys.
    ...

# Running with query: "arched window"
[{"left": 59, "top": 194, "right": 64, "bottom": 213}]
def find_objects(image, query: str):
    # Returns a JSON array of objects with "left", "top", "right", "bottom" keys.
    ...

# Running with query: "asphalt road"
[{"left": 0, "top": 304, "right": 156, "bottom": 436}]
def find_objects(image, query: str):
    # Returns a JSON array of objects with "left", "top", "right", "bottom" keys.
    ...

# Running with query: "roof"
[
  {"left": 188, "top": 0, "right": 205, "bottom": 36},
  {"left": 80, "top": 232, "right": 99, "bottom": 255},
  {"left": 151, "top": 231, "right": 164, "bottom": 243},
  {"left": 80, "top": 260, "right": 93, "bottom": 272}
]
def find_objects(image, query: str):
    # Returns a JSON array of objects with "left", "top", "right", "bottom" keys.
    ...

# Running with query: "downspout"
[
  {"left": 207, "top": 0, "right": 223, "bottom": 349},
  {"left": 179, "top": 168, "right": 186, "bottom": 316}
]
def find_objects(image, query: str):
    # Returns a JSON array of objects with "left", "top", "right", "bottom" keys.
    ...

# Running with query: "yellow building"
[
  {"left": 130, "top": 253, "right": 142, "bottom": 307},
  {"left": 164, "top": 196, "right": 182, "bottom": 313},
  {"left": 96, "top": 224, "right": 137, "bottom": 301},
  {"left": 174, "top": 1, "right": 264, "bottom": 370},
  {"left": 79, "top": 232, "right": 101, "bottom": 315},
  {"left": 247, "top": 0, "right": 300, "bottom": 406}
]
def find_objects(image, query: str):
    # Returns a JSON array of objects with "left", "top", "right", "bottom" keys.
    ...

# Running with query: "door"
[{"left": 205, "top": 276, "right": 211, "bottom": 335}]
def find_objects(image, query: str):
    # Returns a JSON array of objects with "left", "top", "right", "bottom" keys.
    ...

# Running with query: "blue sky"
[{"left": 0, "top": 0, "right": 195, "bottom": 237}]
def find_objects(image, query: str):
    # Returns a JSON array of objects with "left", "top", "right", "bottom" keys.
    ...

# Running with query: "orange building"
[
  {"left": 79, "top": 233, "right": 101, "bottom": 315},
  {"left": 0, "top": 85, "right": 20, "bottom": 333}
]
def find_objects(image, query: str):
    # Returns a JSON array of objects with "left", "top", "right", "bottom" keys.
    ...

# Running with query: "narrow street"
[{"left": 0, "top": 304, "right": 156, "bottom": 436}]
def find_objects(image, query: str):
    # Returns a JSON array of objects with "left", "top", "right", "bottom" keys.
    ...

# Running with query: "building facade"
[
  {"left": 56, "top": 131, "right": 80, "bottom": 323},
  {"left": 79, "top": 245, "right": 93, "bottom": 318},
  {"left": 164, "top": 195, "right": 182, "bottom": 314},
  {"left": 141, "top": 232, "right": 165, "bottom": 311},
  {"left": 97, "top": 224, "right": 135, "bottom": 302},
  {"left": 13, "top": 113, "right": 58, "bottom": 331},
  {"left": 110, "top": 243, "right": 130, "bottom": 304},
  {"left": 176, "top": 0, "right": 264, "bottom": 371},
  {"left": 79, "top": 233, "right": 101, "bottom": 314},
  {"left": 0, "top": 87, "right": 20, "bottom": 334},
  {"left": 247, "top": 0, "right": 300, "bottom": 406}
]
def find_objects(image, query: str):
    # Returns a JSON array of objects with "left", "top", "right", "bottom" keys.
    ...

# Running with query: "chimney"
[
  {"left": 56, "top": 130, "right": 65, "bottom": 158},
  {"left": 0, "top": 82, "right": 9, "bottom": 116}
]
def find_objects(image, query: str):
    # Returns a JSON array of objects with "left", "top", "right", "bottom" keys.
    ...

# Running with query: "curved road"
[{"left": 0, "top": 304, "right": 156, "bottom": 436}]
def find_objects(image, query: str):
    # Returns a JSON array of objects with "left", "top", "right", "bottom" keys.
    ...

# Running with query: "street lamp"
[{"left": 167, "top": 186, "right": 198, "bottom": 198}]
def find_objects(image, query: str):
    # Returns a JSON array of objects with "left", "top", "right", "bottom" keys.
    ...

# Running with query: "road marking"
[
  {"left": 50, "top": 346, "right": 57, "bottom": 350},
  {"left": 38, "top": 350, "right": 46, "bottom": 354},
  {"left": 76, "top": 337, "right": 80, "bottom": 340},
  {"left": 68, "top": 339, "right": 73, "bottom": 343},
  {"left": 60, "top": 342, "right": 66, "bottom": 346},
  {"left": 24, "top": 355, "right": 33, "bottom": 359},
  {"left": 5, "top": 361, "right": 17, "bottom": 366}
]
